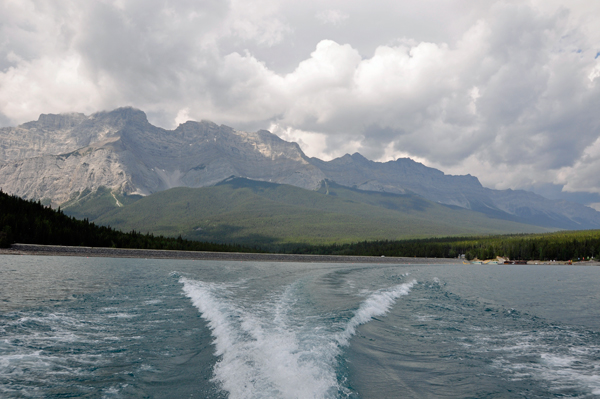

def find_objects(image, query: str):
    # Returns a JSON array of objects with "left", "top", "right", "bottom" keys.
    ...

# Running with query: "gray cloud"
[
  {"left": 1, "top": 0, "right": 599, "bottom": 206},
  {"left": 528, "top": 182, "right": 600, "bottom": 206}
]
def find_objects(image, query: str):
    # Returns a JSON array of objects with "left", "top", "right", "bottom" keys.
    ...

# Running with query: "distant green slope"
[{"left": 87, "top": 178, "right": 550, "bottom": 247}]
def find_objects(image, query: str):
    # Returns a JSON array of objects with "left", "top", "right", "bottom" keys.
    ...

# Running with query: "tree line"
[
  {"left": 280, "top": 231, "right": 600, "bottom": 261},
  {"left": 0, "top": 190, "right": 257, "bottom": 253}
]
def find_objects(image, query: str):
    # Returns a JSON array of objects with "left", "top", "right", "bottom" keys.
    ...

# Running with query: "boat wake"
[{"left": 180, "top": 277, "right": 415, "bottom": 399}]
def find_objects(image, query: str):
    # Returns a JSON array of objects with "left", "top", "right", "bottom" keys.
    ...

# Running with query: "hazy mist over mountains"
[{"left": 2, "top": 107, "right": 600, "bottom": 236}]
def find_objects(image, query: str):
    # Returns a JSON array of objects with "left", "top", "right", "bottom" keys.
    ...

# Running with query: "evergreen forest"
[
  {"left": 287, "top": 231, "right": 600, "bottom": 261},
  {"left": 0, "top": 190, "right": 254, "bottom": 253}
]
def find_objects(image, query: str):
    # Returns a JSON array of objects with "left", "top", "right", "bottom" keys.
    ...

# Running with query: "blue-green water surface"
[{"left": 1, "top": 255, "right": 599, "bottom": 398}]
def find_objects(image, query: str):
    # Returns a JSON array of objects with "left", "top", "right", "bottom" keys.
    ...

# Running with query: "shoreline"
[
  {"left": 2, "top": 244, "right": 598, "bottom": 265},
  {"left": 1, "top": 243, "right": 459, "bottom": 264}
]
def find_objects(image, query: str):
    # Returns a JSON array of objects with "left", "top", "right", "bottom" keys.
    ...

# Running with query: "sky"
[{"left": 1, "top": 0, "right": 600, "bottom": 209}]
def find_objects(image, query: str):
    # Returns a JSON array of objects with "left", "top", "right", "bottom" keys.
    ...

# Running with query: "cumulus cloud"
[
  {"left": 556, "top": 137, "right": 600, "bottom": 194},
  {"left": 1, "top": 0, "right": 599, "bottom": 206}
]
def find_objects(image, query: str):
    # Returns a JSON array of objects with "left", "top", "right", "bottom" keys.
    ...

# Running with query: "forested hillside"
[{"left": 0, "top": 190, "right": 254, "bottom": 252}]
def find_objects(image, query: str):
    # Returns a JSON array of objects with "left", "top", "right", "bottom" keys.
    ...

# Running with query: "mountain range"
[{"left": 1, "top": 107, "right": 599, "bottom": 244}]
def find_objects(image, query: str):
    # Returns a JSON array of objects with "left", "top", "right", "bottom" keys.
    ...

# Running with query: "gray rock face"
[
  {"left": 1, "top": 107, "right": 599, "bottom": 229},
  {"left": 0, "top": 146, "right": 136, "bottom": 205},
  {"left": 309, "top": 153, "right": 488, "bottom": 208},
  {"left": 0, "top": 109, "right": 142, "bottom": 163},
  {"left": 0, "top": 107, "right": 323, "bottom": 204},
  {"left": 310, "top": 153, "right": 600, "bottom": 229}
]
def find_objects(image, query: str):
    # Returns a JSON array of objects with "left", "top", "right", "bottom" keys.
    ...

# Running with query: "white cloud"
[
  {"left": 555, "top": 137, "right": 600, "bottom": 194},
  {"left": 0, "top": 53, "right": 111, "bottom": 121},
  {"left": 174, "top": 107, "right": 192, "bottom": 126},
  {"left": 267, "top": 123, "right": 330, "bottom": 159},
  {"left": 1, "top": 0, "right": 599, "bottom": 203},
  {"left": 315, "top": 9, "right": 349, "bottom": 26},
  {"left": 225, "top": 0, "right": 291, "bottom": 46}
]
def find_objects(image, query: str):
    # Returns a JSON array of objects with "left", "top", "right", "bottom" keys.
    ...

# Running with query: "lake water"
[{"left": 1, "top": 255, "right": 600, "bottom": 398}]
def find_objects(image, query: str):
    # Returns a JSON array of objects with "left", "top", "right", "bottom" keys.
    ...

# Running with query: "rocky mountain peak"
[
  {"left": 91, "top": 107, "right": 149, "bottom": 126},
  {"left": 0, "top": 108, "right": 325, "bottom": 203},
  {"left": 350, "top": 152, "right": 369, "bottom": 162},
  {"left": 173, "top": 120, "right": 224, "bottom": 139},
  {"left": 22, "top": 112, "right": 87, "bottom": 130}
]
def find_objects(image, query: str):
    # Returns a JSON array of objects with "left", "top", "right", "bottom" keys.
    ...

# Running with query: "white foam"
[
  {"left": 180, "top": 277, "right": 415, "bottom": 399},
  {"left": 181, "top": 278, "right": 339, "bottom": 398},
  {"left": 0, "top": 351, "right": 44, "bottom": 371},
  {"left": 538, "top": 353, "right": 600, "bottom": 395},
  {"left": 101, "top": 385, "right": 123, "bottom": 398},
  {"left": 474, "top": 326, "right": 600, "bottom": 396},
  {"left": 107, "top": 313, "right": 137, "bottom": 318},
  {"left": 337, "top": 280, "right": 416, "bottom": 345}
]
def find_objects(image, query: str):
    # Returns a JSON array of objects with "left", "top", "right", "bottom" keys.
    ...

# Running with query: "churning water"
[{"left": 1, "top": 255, "right": 600, "bottom": 398}]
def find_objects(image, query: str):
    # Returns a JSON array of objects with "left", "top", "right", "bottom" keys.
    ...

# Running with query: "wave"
[
  {"left": 484, "top": 329, "right": 600, "bottom": 396},
  {"left": 337, "top": 281, "right": 416, "bottom": 346},
  {"left": 180, "top": 277, "right": 415, "bottom": 399},
  {"left": 416, "top": 280, "right": 600, "bottom": 397}
]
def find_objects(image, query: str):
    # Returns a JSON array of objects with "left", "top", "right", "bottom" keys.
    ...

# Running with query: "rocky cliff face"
[
  {"left": 0, "top": 109, "right": 140, "bottom": 163},
  {"left": 0, "top": 107, "right": 323, "bottom": 204},
  {"left": 1, "top": 107, "right": 599, "bottom": 229},
  {"left": 309, "top": 153, "right": 489, "bottom": 208}
]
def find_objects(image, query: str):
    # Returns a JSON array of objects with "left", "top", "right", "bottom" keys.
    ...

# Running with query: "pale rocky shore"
[{"left": 1, "top": 243, "right": 460, "bottom": 264}]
